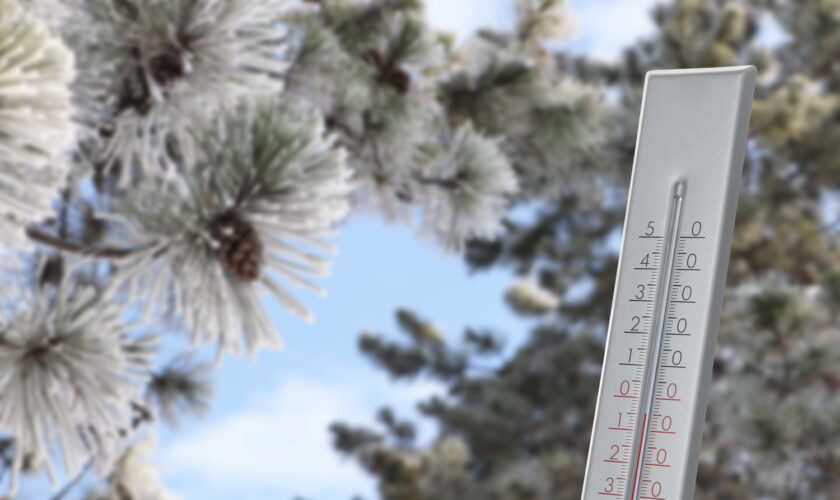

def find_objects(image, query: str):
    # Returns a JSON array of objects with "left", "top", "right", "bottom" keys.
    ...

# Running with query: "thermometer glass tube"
[{"left": 581, "top": 67, "right": 756, "bottom": 500}]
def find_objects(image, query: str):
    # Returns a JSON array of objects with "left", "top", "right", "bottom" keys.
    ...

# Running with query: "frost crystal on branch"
[
  {"left": 440, "top": 44, "right": 604, "bottom": 196},
  {"left": 116, "top": 96, "right": 352, "bottom": 358},
  {"left": 0, "top": 0, "right": 74, "bottom": 247},
  {"left": 286, "top": 6, "right": 443, "bottom": 219},
  {"left": 515, "top": 0, "right": 578, "bottom": 41},
  {"left": 419, "top": 125, "right": 518, "bottom": 251},
  {"left": 505, "top": 280, "right": 560, "bottom": 315},
  {"left": 0, "top": 283, "right": 153, "bottom": 494},
  {"left": 67, "top": 0, "right": 289, "bottom": 182},
  {"left": 107, "top": 430, "right": 183, "bottom": 500}
]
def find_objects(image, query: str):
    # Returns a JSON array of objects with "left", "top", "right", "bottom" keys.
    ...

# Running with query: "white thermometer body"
[{"left": 581, "top": 66, "right": 756, "bottom": 500}]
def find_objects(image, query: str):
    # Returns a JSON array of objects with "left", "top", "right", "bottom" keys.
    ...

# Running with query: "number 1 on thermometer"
[{"left": 581, "top": 67, "right": 756, "bottom": 500}]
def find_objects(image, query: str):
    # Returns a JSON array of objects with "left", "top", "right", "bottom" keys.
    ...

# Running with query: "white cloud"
[
  {"left": 163, "top": 379, "right": 370, "bottom": 497},
  {"left": 162, "top": 377, "right": 442, "bottom": 499}
]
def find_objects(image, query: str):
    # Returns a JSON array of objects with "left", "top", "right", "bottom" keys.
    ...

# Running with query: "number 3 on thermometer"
[{"left": 581, "top": 67, "right": 756, "bottom": 500}]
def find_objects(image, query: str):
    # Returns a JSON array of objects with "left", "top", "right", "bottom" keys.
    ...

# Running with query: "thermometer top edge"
[
  {"left": 634, "top": 65, "right": 756, "bottom": 190},
  {"left": 644, "top": 65, "right": 757, "bottom": 79}
]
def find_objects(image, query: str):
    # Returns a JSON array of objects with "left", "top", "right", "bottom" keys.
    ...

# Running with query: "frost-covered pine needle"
[
  {"left": 147, "top": 355, "right": 213, "bottom": 428},
  {"left": 0, "top": 0, "right": 75, "bottom": 247},
  {"left": 505, "top": 280, "right": 560, "bottom": 316},
  {"left": 116, "top": 96, "right": 353, "bottom": 359},
  {"left": 66, "top": 0, "right": 290, "bottom": 183},
  {"left": 420, "top": 125, "right": 518, "bottom": 251},
  {"left": 0, "top": 282, "right": 154, "bottom": 495}
]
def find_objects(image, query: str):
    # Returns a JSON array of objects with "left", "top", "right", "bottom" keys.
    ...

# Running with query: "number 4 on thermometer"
[{"left": 581, "top": 67, "right": 756, "bottom": 500}]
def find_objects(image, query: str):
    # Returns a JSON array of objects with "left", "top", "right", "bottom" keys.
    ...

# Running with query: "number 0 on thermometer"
[{"left": 582, "top": 67, "right": 756, "bottom": 500}]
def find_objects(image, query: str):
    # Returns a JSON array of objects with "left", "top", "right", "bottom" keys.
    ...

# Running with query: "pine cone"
[
  {"left": 210, "top": 211, "right": 263, "bottom": 282},
  {"left": 383, "top": 65, "right": 410, "bottom": 94},
  {"left": 117, "top": 65, "right": 151, "bottom": 115},
  {"left": 38, "top": 254, "right": 64, "bottom": 287},
  {"left": 364, "top": 49, "right": 411, "bottom": 94},
  {"left": 116, "top": 47, "right": 152, "bottom": 115},
  {"left": 148, "top": 50, "right": 184, "bottom": 86}
]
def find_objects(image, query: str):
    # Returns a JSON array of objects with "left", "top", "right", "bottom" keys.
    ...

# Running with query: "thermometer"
[{"left": 581, "top": 66, "right": 756, "bottom": 500}]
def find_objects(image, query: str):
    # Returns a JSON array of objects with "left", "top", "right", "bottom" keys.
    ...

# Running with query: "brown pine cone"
[
  {"left": 149, "top": 50, "right": 184, "bottom": 86},
  {"left": 210, "top": 211, "right": 264, "bottom": 282},
  {"left": 383, "top": 65, "right": 411, "bottom": 95},
  {"left": 117, "top": 65, "right": 152, "bottom": 115},
  {"left": 364, "top": 48, "right": 411, "bottom": 94}
]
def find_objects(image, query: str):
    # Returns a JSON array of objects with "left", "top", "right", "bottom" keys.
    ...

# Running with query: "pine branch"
[
  {"left": 25, "top": 226, "right": 150, "bottom": 259},
  {"left": 415, "top": 174, "right": 460, "bottom": 190}
]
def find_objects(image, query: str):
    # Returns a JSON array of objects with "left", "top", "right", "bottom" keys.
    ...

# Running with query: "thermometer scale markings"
[
  {"left": 627, "top": 181, "right": 686, "bottom": 499},
  {"left": 581, "top": 66, "right": 756, "bottom": 500}
]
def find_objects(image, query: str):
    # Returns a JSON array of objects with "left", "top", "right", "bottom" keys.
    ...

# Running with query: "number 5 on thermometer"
[{"left": 581, "top": 67, "right": 756, "bottom": 500}]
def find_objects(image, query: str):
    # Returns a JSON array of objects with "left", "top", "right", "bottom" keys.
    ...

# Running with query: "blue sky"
[{"left": 152, "top": 2, "right": 667, "bottom": 500}]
